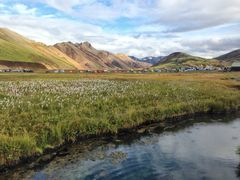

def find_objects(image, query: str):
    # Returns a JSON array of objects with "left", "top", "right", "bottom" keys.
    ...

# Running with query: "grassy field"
[{"left": 0, "top": 72, "right": 240, "bottom": 167}]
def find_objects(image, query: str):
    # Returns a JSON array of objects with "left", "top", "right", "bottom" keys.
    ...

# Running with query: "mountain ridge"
[{"left": 0, "top": 28, "right": 238, "bottom": 70}]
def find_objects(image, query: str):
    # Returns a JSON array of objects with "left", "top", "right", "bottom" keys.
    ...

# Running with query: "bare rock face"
[{"left": 80, "top": 41, "right": 92, "bottom": 48}]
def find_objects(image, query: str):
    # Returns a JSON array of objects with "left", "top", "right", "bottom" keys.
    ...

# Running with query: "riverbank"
[
  {"left": 2, "top": 113, "right": 240, "bottom": 179},
  {"left": 0, "top": 72, "right": 240, "bottom": 171}
]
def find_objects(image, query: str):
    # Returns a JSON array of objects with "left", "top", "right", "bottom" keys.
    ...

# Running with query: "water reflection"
[
  {"left": 237, "top": 163, "right": 240, "bottom": 178},
  {"left": 1, "top": 114, "right": 240, "bottom": 180},
  {"left": 237, "top": 148, "right": 240, "bottom": 179}
]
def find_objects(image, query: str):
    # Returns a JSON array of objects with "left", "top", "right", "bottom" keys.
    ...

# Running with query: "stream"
[{"left": 2, "top": 114, "right": 240, "bottom": 180}]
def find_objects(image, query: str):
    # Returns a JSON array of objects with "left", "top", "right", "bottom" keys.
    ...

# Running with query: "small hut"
[{"left": 231, "top": 62, "right": 240, "bottom": 71}]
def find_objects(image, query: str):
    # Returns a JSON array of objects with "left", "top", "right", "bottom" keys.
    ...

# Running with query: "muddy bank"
[{"left": 0, "top": 60, "right": 46, "bottom": 69}]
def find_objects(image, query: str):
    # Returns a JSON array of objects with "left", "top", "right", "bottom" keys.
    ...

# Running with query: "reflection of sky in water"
[
  {"left": 148, "top": 120, "right": 240, "bottom": 180},
  {"left": 6, "top": 117, "right": 240, "bottom": 180}
]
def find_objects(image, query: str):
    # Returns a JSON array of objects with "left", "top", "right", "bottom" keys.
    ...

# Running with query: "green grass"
[
  {"left": 0, "top": 72, "right": 239, "bottom": 167},
  {"left": 0, "top": 39, "right": 37, "bottom": 62}
]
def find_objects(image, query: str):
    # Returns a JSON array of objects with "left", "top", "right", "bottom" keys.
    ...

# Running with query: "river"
[{"left": 2, "top": 114, "right": 240, "bottom": 180}]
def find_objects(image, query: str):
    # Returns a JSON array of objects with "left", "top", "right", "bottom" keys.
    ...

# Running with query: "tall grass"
[{"left": 0, "top": 73, "right": 239, "bottom": 167}]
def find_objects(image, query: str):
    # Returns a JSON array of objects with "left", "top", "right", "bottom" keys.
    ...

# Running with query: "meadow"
[{"left": 0, "top": 72, "right": 240, "bottom": 167}]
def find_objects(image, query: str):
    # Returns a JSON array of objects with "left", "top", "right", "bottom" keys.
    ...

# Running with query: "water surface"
[{"left": 3, "top": 114, "right": 240, "bottom": 180}]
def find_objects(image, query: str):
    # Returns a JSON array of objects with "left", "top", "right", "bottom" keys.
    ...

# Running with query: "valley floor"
[{"left": 0, "top": 72, "right": 240, "bottom": 169}]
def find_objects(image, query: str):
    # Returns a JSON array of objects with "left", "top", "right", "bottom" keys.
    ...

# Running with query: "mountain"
[
  {"left": 54, "top": 42, "right": 150, "bottom": 70},
  {"left": 0, "top": 28, "right": 82, "bottom": 70},
  {"left": 129, "top": 56, "right": 164, "bottom": 65},
  {"left": 0, "top": 28, "right": 232, "bottom": 70},
  {"left": 0, "top": 28, "right": 150, "bottom": 70},
  {"left": 215, "top": 49, "right": 240, "bottom": 62},
  {"left": 140, "top": 56, "right": 165, "bottom": 64},
  {"left": 115, "top": 54, "right": 151, "bottom": 68},
  {"left": 153, "top": 52, "right": 223, "bottom": 68}
]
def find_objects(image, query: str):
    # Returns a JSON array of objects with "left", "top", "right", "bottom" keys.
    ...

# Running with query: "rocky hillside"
[{"left": 54, "top": 42, "right": 150, "bottom": 70}]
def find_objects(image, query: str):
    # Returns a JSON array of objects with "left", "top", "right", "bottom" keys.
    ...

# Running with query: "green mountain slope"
[
  {"left": 0, "top": 28, "right": 81, "bottom": 69},
  {"left": 153, "top": 52, "right": 224, "bottom": 68}
]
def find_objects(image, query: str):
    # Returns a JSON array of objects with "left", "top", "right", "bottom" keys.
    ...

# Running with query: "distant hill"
[
  {"left": 54, "top": 42, "right": 150, "bottom": 70},
  {"left": 129, "top": 56, "right": 164, "bottom": 65},
  {"left": 215, "top": 49, "right": 240, "bottom": 62},
  {"left": 115, "top": 54, "right": 151, "bottom": 69},
  {"left": 0, "top": 28, "right": 149, "bottom": 70},
  {"left": 153, "top": 52, "right": 223, "bottom": 68}
]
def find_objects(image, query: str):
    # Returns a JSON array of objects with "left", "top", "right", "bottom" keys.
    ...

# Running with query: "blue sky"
[{"left": 0, "top": 0, "right": 240, "bottom": 57}]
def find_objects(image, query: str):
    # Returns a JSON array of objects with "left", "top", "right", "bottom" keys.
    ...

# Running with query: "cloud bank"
[{"left": 0, "top": 0, "right": 239, "bottom": 57}]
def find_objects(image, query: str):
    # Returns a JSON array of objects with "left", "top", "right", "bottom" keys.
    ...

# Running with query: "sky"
[{"left": 0, "top": 0, "right": 240, "bottom": 58}]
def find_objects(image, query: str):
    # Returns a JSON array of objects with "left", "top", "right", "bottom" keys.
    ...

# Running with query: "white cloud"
[
  {"left": 153, "top": 0, "right": 240, "bottom": 32},
  {"left": 0, "top": 12, "right": 239, "bottom": 58},
  {"left": 37, "top": 0, "right": 240, "bottom": 31},
  {"left": 13, "top": 3, "right": 37, "bottom": 15},
  {"left": 72, "top": 0, "right": 146, "bottom": 21},
  {"left": 0, "top": 3, "right": 5, "bottom": 8},
  {"left": 0, "top": 14, "right": 103, "bottom": 44},
  {"left": 181, "top": 37, "right": 240, "bottom": 58},
  {"left": 0, "top": 1, "right": 239, "bottom": 58},
  {"left": 40, "top": 0, "right": 95, "bottom": 12}
]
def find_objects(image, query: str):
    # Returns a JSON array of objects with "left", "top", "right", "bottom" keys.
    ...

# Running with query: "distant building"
[
  {"left": 231, "top": 62, "right": 240, "bottom": 71},
  {"left": 46, "top": 69, "right": 65, "bottom": 73}
]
